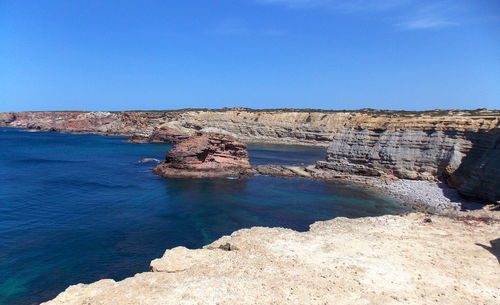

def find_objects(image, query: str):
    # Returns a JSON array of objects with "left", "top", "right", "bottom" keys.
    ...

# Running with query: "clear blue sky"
[{"left": 1, "top": 0, "right": 499, "bottom": 111}]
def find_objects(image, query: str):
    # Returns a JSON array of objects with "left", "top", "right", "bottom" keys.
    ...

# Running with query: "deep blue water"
[{"left": 0, "top": 128, "right": 406, "bottom": 305}]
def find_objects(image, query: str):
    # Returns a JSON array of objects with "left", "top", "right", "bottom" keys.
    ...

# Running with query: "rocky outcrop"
[
  {"left": 323, "top": 129, "right": 453, "bottom": 178},
  {"left": 152, "top": 130, "right": 251, "bottom": 178},
  {"left": 250, "top": 164, "right": 316, "bottom": 178},
  {"left": 138, "top": 158, "right": 160, "bottom": 164},
  {"left": 1, "top": 111, "right": 180, "bottom": 138},
  {"left": 4, "top": 109, "right": 497, "bottom": 146},
  {"left": 319, "top": 115, "right": 499, "bottom": 202},
  {"left": 447, "top": 128, "right": 500, "bottom": 202},
  {"left": 149, "top": 122, "right": 194, "bottom": 143},
  {"left": 43, "top": 211, "right": 500, "bottom": 305},
  {"left": 0, "top": 112, "right": 16, "bottom": 125},
  {"left": 129, "top": 122, "right": 195, "bottom": 143},
  {"left": 174, "top": 110, "right": 342, "bottom": 145},
  {"left": 2, "top": 109, "right": 499, "bottom": 202}
]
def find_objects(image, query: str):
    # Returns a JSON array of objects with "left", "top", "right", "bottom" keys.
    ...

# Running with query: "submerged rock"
[
  {"left": 138, "top": 158, "right": 160, "bottom": 164},
  {"left": 153, "top": 131, "right": 251, "bottom": 178}
]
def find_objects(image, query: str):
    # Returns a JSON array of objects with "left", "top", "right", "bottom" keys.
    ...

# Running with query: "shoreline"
[
  {"left": 2, "top": 109, "right": 498, "bottom": 205},
  {"left": 2, "top": 126, "right": 483, "bottom": 213},
  {"left": 246, "top": 164, "right": 484, "bottom": 213},
  {"left": 43, "top": 210, "right": 500, "bottom": 305},
  {"left": 0, "top": 126, "right": 331, "bottom": 147},
  {"left": 2, "top": 125, "right": 497, "bottom": 305}
]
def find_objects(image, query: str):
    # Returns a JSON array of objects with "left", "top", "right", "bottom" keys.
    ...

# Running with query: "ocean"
[{"left": 0, "top": 128, "right": 406, "bottom": 305}]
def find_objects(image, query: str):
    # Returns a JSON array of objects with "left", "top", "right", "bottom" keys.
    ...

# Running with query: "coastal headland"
[
  {"left": 43, "top": 211, "right": 500, "bottom": 305},
  {"left": 1, "top": 108, "right": 498, "bottom": 205},
  {"left": 2, "top": 108, "right": 499, "bottom": 304}
]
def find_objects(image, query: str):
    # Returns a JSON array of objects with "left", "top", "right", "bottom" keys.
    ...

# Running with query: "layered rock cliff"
[
  {"left": 1, "top": 109, "right": 497, "bottom": 146},
  {"left": 0, "top": 111, "right": 178, "bottom": 138},
  {"left": 1, "top": 109, "right": 498, "bottom": 202},
  {"left": 319, "top": 114, "right": 499, "bottom": 202}
]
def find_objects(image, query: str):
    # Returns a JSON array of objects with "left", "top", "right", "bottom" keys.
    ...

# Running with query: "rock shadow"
[
  {"left": 443, "top": 128, "right": 499, "bottom": 204},
  {"left": 476, "top": 238, "right": 500, "bottom": 265},
  {"left": 439, "top": 128, "right": 500, "bottom": 207},
  {"left": 435, "top": 182, "right": 484, "bottom": 211}
]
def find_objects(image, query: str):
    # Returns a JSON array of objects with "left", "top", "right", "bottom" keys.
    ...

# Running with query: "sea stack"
[{"left": 152, "top": 128, "right": 251, "bottom": 178}]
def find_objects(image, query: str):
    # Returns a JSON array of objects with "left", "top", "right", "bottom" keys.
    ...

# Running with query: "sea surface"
[{"left": 0, "top": 128, "right": 406, "bottom": 305}]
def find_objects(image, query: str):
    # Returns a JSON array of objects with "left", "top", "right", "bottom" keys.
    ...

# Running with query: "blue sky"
[{"left": 1, "top": 0, "right": 499, "bottom": 111}]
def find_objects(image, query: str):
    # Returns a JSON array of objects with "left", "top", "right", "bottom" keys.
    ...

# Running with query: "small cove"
[{"left": 0, "top": 128, "right": 407, "bottom": 305}]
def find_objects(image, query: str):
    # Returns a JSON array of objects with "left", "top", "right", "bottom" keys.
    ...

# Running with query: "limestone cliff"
[
  {"left": 42, "top": 212, "right": 500, "bottom": 305},
  {"left": 319, "top": 114, "right": 499, "bottom": 202},
  {"left": 1, "top": 109, "right": 498, "bottom": 202},
  {"left": 447, "top": 128, "right": 500, "bottom": 202},
  {"left": 2, "top": 109, "right": 498, "bottom": 146}
]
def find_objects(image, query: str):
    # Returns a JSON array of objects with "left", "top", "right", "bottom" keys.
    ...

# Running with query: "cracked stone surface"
[{"left": 44, "top": 211, "right": 500, "bottom": 305}]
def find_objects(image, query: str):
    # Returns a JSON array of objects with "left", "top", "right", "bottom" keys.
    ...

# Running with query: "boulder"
[
  {"left": 153, "top": 131, "right": 251, "bottom": 178},
  {"left": 138, "top": 158, "right": 160, "bottom": 164}
]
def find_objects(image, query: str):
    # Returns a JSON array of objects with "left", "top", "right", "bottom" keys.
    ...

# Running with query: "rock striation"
[
  {"left": 318, "top": 115, "right": 499, "bottom": 202},
  {"left": 43, "top": 211, "right": 500, "bottom": 305},
  {"left": 152, "top": 130, "right": 251, "bottom": 178},
  {"left": 0, "top": 111, "right": 178, "bottom": 138},
  {"left": 4, "top": 109, "right": 497, "bottom": 146},
  {"left": 1, "top": 109, "right": 499, "bottom": 202},
  {"left": 129, "top": 122, "right": 195, "bottom": 143}
]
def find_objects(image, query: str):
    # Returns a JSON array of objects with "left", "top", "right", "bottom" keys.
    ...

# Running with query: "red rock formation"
[
  {"left": 148, "top": 123, "right": 194, "bottom": 143},
  {"left": 153, "top": 131, "right": 251, "bottom": 178}
]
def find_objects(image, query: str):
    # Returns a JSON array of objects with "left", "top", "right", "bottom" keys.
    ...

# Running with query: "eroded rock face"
[
  {"left": 148, "top": 123, "right": 194, "bottom": 143},
  {"left": 321, "top": 119, "right": 499, "bottom": 202},
  {"left": 43, "top": 212, "right": 500, "bottom": 305},
  {"left": 5, "top": 109, "right": 498, "bottom": 147},
  {"left": 152, "top": 131, "right": 251, "bottom": 178},
  {"left": 0, "top": 112, "right": 16, "bottom": 125},
  {"left": 323, "top": 129, "right": 463, "bottom": 179},
  {"left": 130, "top": 122, "right": 195, "bottom": 143},
  {"left": 2, "top": 109, "right": 498, "bottom": 202},
  {"left": 447, "top": 128, "right": 500, "bottom": 202},
  {"left": 1, "top": 111, "right": 180, "bottom": 138}
]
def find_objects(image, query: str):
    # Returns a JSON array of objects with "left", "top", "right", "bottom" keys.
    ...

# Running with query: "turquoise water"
[{"left": 0, "top": 128, "right": 406, "bottom": 305}]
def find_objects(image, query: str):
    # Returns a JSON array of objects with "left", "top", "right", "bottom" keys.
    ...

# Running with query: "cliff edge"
[
  {"left": 43, "top": 211, "right": 499, "bottom": 305},
  {"left": 1, "top": 109, "right": 498, "bottom": 202}
]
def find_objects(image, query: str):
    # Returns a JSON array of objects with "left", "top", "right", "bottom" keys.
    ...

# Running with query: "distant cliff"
[
  {"left": 1, "top": 108, "right": 498, "bottom": 202},
  {"left": 319, "top": 114, "right": 499, "bottom": 202}
]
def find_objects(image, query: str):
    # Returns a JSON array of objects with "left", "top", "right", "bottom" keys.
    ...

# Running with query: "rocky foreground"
[{"left": 43, "top": 211, "right": 499, "bottom": 305}]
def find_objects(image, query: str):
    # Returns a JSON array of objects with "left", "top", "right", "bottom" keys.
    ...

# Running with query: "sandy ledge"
[{"left": 43, "top": 210, "right": 499, "bottom": 305}]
